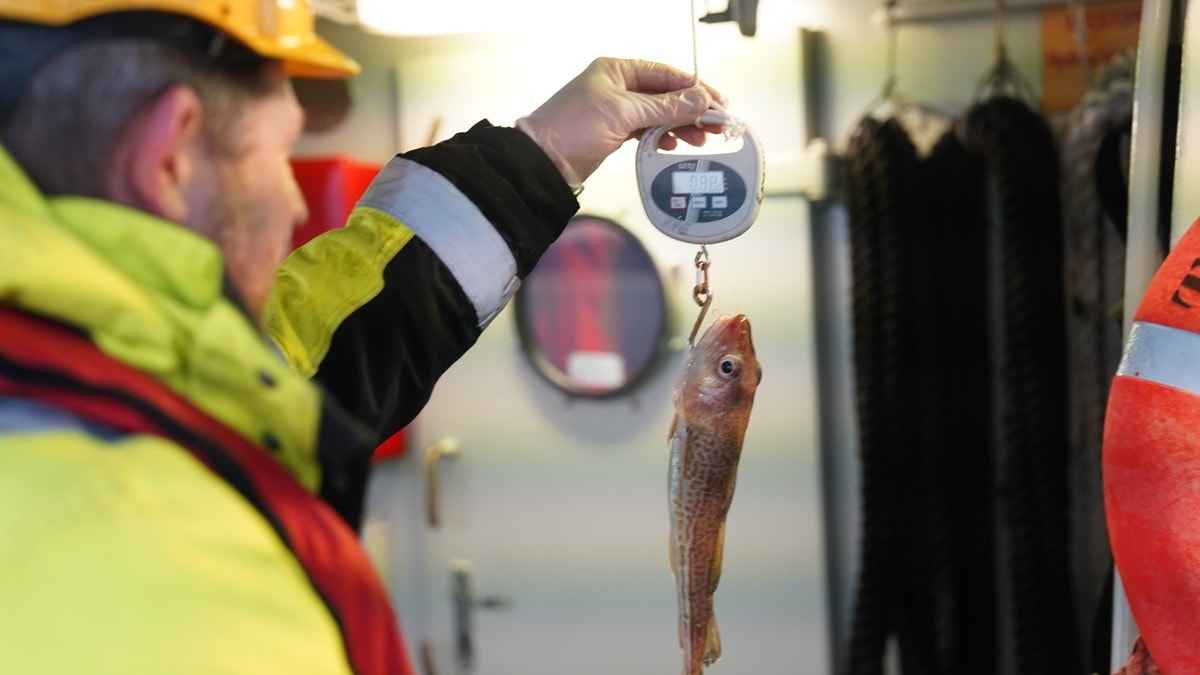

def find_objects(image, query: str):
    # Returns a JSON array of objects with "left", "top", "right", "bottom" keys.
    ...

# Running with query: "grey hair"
[{"left": 0, "top": 38, "right": 271, "bottom": 198}]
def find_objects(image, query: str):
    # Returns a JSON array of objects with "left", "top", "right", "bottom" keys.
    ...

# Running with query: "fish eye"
[{"left": 718, "top": 355, "right": 742, "bottom": 379}]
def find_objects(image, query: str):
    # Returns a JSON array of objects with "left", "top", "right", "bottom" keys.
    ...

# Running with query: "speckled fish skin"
[{"left": 668, "top": 314, "right": 761, "bottom": 675}]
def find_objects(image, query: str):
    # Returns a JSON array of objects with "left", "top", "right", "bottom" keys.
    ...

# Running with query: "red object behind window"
[
  {"left": 291, "top": 156, "right": 406, "bottom": 461},
  {"left": 291, "top": 155, "right": 380, "bottom": 249}
]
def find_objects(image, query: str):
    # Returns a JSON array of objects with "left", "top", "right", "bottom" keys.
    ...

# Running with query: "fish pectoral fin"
[{"left": 703, "top": 613, "right": 722, "bottom": 666}]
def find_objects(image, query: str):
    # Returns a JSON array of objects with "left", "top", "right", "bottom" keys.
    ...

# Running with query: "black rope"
[
  {"left": 1060, "top": 54, "right": 1133, "bottom": 673},
  {"left": 845, "top": 97, "right": 1084, "bottom": 675},
  {"left": 845, "top": 115, "right": 899, "bottom": 675},
  {"left": 959, "top": 95, "right": 1082, "bottom": 674},
  {"left": 898, "top": 124, "right": 954, "bottom": 675},
  {"left": 845, "top": 115, "right": 903, "bottom": 675},
  {"left": 845, "top": 115, "right": 944, "bottom": 675},
  {"left": 924, "top": 127, "right": 996, "bottom": 675}
]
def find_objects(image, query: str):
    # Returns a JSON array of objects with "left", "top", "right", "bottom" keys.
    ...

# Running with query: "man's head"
[{"left": 0, "top": 1, "right": 358, "bottom": 321}]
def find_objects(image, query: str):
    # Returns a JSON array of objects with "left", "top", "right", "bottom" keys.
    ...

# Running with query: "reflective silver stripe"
[
  {"left": 0, "top": 396, "right": 123, "bottom": 440},
  {"left": 1117, "top": 321, "right": 1200, "bottom": 395},
  {"left": 357, "top": 157, "right": 520, "bottom": 328}
]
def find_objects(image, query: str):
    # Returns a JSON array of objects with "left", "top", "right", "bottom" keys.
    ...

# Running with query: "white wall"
[
  {"left": 296, "top": 6, "right": 829, "bottom": 674},
  {"left": 293, "top": 2, "right": 1058, "bottom": 673}
]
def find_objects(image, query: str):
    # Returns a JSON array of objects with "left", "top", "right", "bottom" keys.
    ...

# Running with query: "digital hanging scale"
[{"left": 636, "top": 109, "right": 765, "bottom": 244}]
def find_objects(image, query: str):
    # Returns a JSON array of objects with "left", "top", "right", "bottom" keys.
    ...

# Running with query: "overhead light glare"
[{"left": 356, "top": 0, "right": 522, "bottom": 36}]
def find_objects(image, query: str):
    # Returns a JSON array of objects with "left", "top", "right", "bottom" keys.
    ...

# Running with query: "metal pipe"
[
  {"left": 1171, "top": 0, "right": 1200, "bottom": 243},
  {"left": 1111, "top": 0, "right": 1180, "bottom": 666},
  {"left": 874, "top": 0, "right": 1118, "bottom": 25}
]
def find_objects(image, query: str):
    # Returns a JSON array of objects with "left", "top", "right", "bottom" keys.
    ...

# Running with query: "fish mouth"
[
  {"left": 710, "top": 314, "right": 748, "bottom": 338},
  {"left": 709, "top": 314, "right": 761, "bottom": 384},
  {"left": 713, "top": 314, "right": 754, "bottom": 347}
]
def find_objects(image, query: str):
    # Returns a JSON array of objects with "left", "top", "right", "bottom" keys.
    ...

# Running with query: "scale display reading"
[{"left": 672, "top": 170, "right": 725, "bottom": 195}]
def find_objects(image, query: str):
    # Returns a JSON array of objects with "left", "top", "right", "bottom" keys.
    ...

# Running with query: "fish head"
[{"left": 674, "top": 314, "right": 762, "bottom": 433}]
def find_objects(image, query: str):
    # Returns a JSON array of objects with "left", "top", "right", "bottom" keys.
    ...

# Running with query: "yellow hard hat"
[{"left": 0, "top": 0, "right": 359, "bottom": 78}]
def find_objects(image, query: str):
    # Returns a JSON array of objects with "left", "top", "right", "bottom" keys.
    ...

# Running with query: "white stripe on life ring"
[{"left": 1117, "top": 321, "right": 1200, "bottom": 395}]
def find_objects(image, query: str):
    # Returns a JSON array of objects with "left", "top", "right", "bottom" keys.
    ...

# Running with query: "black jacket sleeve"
[{"left": 302, "top": 122, "right": 578, "bottom": 523}]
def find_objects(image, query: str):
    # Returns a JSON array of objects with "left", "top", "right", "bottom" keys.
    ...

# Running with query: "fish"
[{"left": 668, "top": 313, "right": 762, "bottom": 675}]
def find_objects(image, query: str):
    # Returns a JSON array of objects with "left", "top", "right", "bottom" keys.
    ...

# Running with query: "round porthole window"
[{"left": 514, "top": 214, "right": 672, "bottom": 398}]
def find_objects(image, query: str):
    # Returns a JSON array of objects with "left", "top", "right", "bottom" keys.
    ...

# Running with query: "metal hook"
[
  {"left": 884, "top": 0, "right": 899, "bottom": 98},
  {"left": 992, "top": 0, "right": 1009, "bottom": 63},
  {"left": 688, "top": 245, "right": 712, "bottom": 348},
  {"left": 693, "top": 245, "right": 711, "bottom": 306},
  {"left": 688, "top": 293, "right": 713, "bottom": 348}
]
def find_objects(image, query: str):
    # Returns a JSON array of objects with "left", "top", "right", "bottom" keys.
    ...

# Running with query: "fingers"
[
  {"left": 627, "top": 86, "right": 720, "bottom": 142},
  {"left": 519, "top": 57, "right": 731, "bottom": 188},
  {"left": 601, "top": 57, "right": 729, "bottom": 143},
  {"left": 615, "top": 58, "right": 727, "bottom": 106},
  {"left": 654, "top": 125, "right": 715, "bottom": 151}
]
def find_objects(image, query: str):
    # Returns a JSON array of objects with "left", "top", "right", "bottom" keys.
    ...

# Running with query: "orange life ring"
[{"left": 1104, "top": 217, "right": 1200, "bottom": 672}]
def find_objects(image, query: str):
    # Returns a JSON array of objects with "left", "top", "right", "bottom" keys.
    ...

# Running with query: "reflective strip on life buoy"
[{"left": 1104, "top": 218, "right": 1200, "bottom": 673}]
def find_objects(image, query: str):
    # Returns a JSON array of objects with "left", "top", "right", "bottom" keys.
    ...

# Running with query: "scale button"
[
  {"left": 690, "top": 196, "right": 707, "bottom": 209},
  {"left": 712, "top": 196, "right": 729, "bottom": 209},
  {"left": 669, "top": 196, "right": 688, "bottom": 209}
]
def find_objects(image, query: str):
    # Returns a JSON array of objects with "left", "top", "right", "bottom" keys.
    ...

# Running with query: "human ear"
[{"left": 110, "top": 84, "right": 206, "bottom": 223}]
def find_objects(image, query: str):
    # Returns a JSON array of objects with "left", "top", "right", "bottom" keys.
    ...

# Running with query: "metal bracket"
[{"left": 698, "top": 0, "right": 759, "bottom": 36}]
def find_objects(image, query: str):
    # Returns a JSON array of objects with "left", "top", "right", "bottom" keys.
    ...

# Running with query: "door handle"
[
  {"left": 451, "top": 559, "right": 512, "bottom": 671},
  {"left": 424, "top": 437, "right": 461, "bottom": 528},
  {"left": 418, "top": 640, "right": 439, "bottom": 675}
]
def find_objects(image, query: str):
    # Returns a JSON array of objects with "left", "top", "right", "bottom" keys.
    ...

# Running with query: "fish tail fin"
[{"left": 703, "top": 613, "right": 722, "bottom": 666}]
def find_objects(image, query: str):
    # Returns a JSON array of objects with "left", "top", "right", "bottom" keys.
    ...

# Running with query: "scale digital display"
[{"left": 672, "top": 170, "right": 725, "bottom": 195}]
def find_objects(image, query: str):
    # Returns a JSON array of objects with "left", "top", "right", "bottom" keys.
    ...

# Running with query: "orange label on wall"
[{"left": 1041, "top": 0, "right": 1142, "bottom": 112}]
